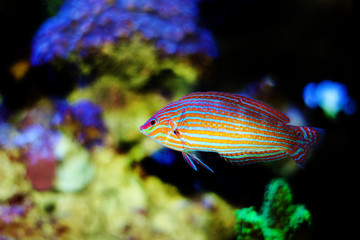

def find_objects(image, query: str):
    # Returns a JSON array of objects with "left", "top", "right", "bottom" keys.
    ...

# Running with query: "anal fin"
[{"left": 220, "top": 150, "right": 288, "bottom": 165}]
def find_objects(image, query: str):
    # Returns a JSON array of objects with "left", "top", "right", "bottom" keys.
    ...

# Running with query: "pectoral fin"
[
  {"left": 170, "top": 118, "right": 213, "bottom": 172},
  {"left": 182, "top": 152, "right": 214, "bottom": 173},
  {"left": 220, "top": 150, "right": 288, "bottom": 165},
  {"left": 182, "top": 152, "right": 197, "bottom": 171}
]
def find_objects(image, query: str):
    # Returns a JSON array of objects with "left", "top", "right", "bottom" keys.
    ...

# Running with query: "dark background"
[{"left": 1, "top": 0, "right": 353, "bottom": 239}]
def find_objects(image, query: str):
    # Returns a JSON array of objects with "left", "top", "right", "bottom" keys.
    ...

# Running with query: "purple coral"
[
  {"left": 0, "top": 205, "right": 27, "bottom": 224},
  {"left": 14, "top": 124, "right": 59, "bottom": 191},
  {"left": 70, "top": 100, "right": 106, "bottom": 147},
  {"left": 52, "top": 100, "right": 106, "bottom": 147},
  {"left": 70, "top": 100, "right": 105, "bottom": 130},
  {"left": 14, "top": 124, "right": 60, "bottom": 165},
  {"left": 31, "top": 0, "right": 217, "bottom": 66}
]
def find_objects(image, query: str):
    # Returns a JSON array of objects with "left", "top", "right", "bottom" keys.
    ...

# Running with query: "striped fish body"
[{"left": 140, "top": 92, "right": 323, "bottom": 172}]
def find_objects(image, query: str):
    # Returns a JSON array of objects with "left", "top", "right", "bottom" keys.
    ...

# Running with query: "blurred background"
[{"left": 0, "top": 0, "right": 354, "bottom": 239}]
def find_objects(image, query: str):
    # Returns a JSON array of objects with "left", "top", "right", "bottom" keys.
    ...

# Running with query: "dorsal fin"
[
  {"left": 179, "top": 91, "right": 290, "bottom": 124},
  {"left": 239, "top": 95, "right": 290, "bottom": 124},
  {"left": 179, "top": 91, "right": 239, "bottom": 104}
]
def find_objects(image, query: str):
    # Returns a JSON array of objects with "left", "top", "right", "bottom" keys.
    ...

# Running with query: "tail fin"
[{"left": 290, "top": 126, "right": 325, "bottom": 168}]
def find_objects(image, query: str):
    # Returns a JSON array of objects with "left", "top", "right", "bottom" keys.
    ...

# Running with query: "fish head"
[{"left": 140, "top": 107, "right": 182, "bottom": 149}]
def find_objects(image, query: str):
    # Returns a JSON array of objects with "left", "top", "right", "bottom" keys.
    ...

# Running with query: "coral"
[
  {"left": 0, "top": 205, "right": 28, "bottom": 224},
  {"left": 0, "top": 195, "right": 70, "bottom": 239},
  {"left": 74, "top": 37, "right": 200, "bottom": 92},
  {"left": 54, "top": 134, "right": 95, "bottom": 192},
  {"left": 53, "top": 99, "right": 107, "bottom": 148},
  {"left": 1, "top": 98, "right": 236, "bottom": 239},
  {"left": 0, "top": 147, "right": 235, "bottom": 239},
  {"left": 14, "top": 124, "right": 60, "bottom": 165},
  {"left": 303, "top": 80, "right": 356, "bottom": 119},
  {"left": 0, "top": 1, "right": 224, "bottom": 237},
  {"left": 4, "top": 123, "right": 58, "bottom": 191},
  {"left": 0, "top": 98, "right": 105, "bottom": 192},
  {"left": 70, "top": 100, "right": 105, "bottom": 131},
  {"left": 234, "top": 178, "right": 311, "bottom": 240},
  {"left": 0, "top": 151, "right": 32, "bottom": 202},
  {"left": 31, "top": 0, "right": 217, "bottom": 66},
  {"left": 0, "top": 122, "right": 18, "bottom": 150},
  {"left": 67, "top": 75, "right": 168, "bottom": 153},
  {"left": 29, "top": 0, "right": 214, "bottom": 165},
  {"left": 0, "top": 152, "right": 68, "bottom": 239}
]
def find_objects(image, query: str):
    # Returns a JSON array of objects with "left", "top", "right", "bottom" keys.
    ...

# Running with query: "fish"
[{"left": 140, "top": 91, "right": 324, "bottom": 172}]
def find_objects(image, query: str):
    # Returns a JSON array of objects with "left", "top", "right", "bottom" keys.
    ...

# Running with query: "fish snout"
[{"left": 139, "top": 125, "right": 146, "bottom": 135}]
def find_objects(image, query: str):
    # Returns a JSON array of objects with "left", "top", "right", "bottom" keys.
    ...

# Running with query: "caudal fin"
[{"left": 290, "top": 126, "right": 325, "bottom": 168}]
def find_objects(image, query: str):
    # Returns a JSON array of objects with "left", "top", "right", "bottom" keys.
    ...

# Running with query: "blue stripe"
[
  {"left": 181, "top": 130, "right": 296, "bottom": 145},
  {"left": 157, "top": 100, "right": 284, "bottom": 125},
  {"left": 156, "top": 133, "right": 292, "bottom": 152},
  {"left": 159, "top": 110, "right": 293, "bottom": 135},
  {"left": 156, "top": 102, "right": 292, "bottom": 133},
  {"left": 177, "top": 116, "right": 294, "bottom": 137}
]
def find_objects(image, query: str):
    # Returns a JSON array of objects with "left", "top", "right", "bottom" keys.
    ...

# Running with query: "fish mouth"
[{"left": 139, "top": 125, "right": 146, "bottom": 135}]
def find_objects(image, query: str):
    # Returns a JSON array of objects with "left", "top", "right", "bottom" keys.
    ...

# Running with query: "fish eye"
[
  {"left": 150, "top": 119, "right": 157, "bottom": 126},
  {"left": 296, "top": 131, "right": 301, "bottom": 137}
]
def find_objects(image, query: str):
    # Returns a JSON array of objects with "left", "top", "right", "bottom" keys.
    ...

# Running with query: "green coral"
[
  {"left": 234, "top": 178, "right": 311, "bottom": 240},
  {"left": 54, "top": 134, "right": 95, "bottom": 192},
  {"left": 73, "top": 37, "right": 199, "bottom": 93}
]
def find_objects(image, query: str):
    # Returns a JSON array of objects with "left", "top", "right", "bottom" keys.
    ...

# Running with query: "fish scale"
[{"left": 140, "top": 91, "right": 324, "bottom": 172}]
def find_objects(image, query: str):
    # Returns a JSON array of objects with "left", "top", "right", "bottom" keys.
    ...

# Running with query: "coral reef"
[
  {"left": 1, "top": 0, "right": 353, "bottom": 239},
  {"left": 29, "top": 0, "right": 216, "bottom": 158},
  {"left": 1, "top": 85, "right": 235, "bottom": 239},
  {"left": 0, "top": 99, "right": 105, "bottom": 192},
  {"left": 31, "top": 0, "right": 217, "bottom": 66},
  {"left": 66, "top": 75, "right": 170, "bottom": 152},
  {"left": 0, "top": 0, "right": 236, "bottom": 239},
  {"left": 234, "top": 178, "right": 311, "bottom": 240},
  {"left": 1, "top": 144, "right": 235, "bottom": 239}
]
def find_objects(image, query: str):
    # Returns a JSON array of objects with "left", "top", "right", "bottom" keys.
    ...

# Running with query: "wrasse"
[{"left": 140, "top": 92, "right": 324, "bottom": 172}]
